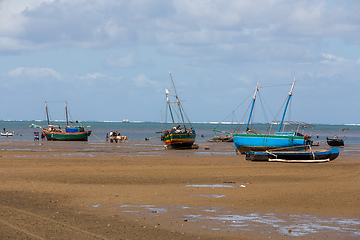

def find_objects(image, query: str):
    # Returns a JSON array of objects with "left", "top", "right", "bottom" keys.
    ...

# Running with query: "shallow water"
[{"left": 107, "top": 203, "right": 360, "bottom": 239}]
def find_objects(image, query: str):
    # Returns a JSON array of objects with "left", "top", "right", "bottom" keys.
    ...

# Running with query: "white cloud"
[
  {"left": 80, "top": 72, "right": 107, "bottom": 80},
  {"left": 0, "top": 0, "right": 359, "bottom": 53},
  {"left": 0, "top": 0, "right": 53, "bottom": 35},
  {"left": 321, "top": 53, "right": 351, "bottom": 64},
  {"left": 7, "top": 67, "right": 61, "bottom": 79},
  {"left": 105, "top": 52, "right": 138, "bottom": 68},
  {"left": 132, "top": 74, "right": 159, "bottom": 87}
]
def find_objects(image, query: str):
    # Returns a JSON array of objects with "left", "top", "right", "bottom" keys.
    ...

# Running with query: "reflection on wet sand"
[{"left": 110, "top": 204, "right": 360, "bottom": 238}]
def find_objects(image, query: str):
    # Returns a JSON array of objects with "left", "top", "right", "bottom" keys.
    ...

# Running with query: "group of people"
[
  {"left": 34, "top": 132, "right": 46, "bottom": 141},
  {"left": 106, "top": 130, "right": 128, "bottom": 143},
  {"left": 45, "top": 126, "right": 61, "bottom": 132},
  {"left": 163, "top": 125, "right": 195, "bottom": 135},
  {"left": 109, "top": 131, "right": 121, "bottom": 137}
]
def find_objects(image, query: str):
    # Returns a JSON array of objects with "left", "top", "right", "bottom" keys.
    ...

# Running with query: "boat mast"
[
  {"left": 45, "top": 101, "right": 50, "bottom": 126},
  {"left": 65, "top": 101, "right": 69, "bottom": 126},
  {"left": 169, "top": 71, "right": 187, "bottom": 130},
  {"left": 278, "top": 78, "right": 296, "bottom": 132},
  {"left": 246, "top": 83, "right": 259, "bottom": 132},
  {"left": 166, "top": 89, "right": 176, "bottom": 128},
  {"left": 231, "top": 111, "right": 234, "bottom": 133}
]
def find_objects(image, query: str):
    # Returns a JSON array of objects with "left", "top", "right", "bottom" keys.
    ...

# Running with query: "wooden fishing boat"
[
  {"left": 228, "top": 79, "right": 312, "bottom": 154},
  {"left": 43, "top": 126, "right": 91, "bottom": 141},
  {"left": 326, "top": 137, "right": 345, "bottom": 146},
  {"left": 208, "top": 135, "right": 233, "bottom": 142},
  {"left": 158, "top": 71, "right": 196, "bottom": 149},
  {"left": 246, "top": 147, "right": 339, "bottom": 162},
  {"left": 1, "top": 131, "right": 15, "bottom": 137},
  {"left": 161, "top": 130, "right": 195, "bottom": 149},
  {"left": 31, "top": 101, "right": 91, "bottom": 141}
]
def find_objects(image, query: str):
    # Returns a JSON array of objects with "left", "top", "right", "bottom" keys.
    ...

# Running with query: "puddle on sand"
[
  {"left": 0, "top": 155, "right": 47, "bottom": 158},
  {"left": 91, "top": 204, "right": 102, "bottom": 208},
  {"left": 114, "top": 204, "right": 360, "bottom": 238},
  {"left": 56, "top": 153, "right": 94, "bottom": 157},
  {"left": 183, "top": 184, "right": 246, "bottom": 188},
  {"left": 191, "top": 194, "right": 226, "bottom": 198},
  {"left": 117, "top": 205, "right": 167, "bottom": 214}
]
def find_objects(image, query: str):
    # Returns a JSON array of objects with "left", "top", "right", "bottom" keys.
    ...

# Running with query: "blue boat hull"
[
  {"left": 246, "top": 147, "right": 339, "bottom": 161},
  {"left": 233, "top": 133, "right": 310, "bottom": 154}
]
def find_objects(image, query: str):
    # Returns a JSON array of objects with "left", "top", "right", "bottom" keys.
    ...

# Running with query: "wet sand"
[{"left": 1, "top": 141, "right": 360, "bottom": 239}]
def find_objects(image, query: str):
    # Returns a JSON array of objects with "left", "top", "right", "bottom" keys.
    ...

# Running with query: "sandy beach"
[{"left": 1, "top": 141, "right": 360, "bottom": 239}]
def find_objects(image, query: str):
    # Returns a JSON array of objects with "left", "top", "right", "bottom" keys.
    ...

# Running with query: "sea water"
[
  {"left": 0, "top": 120, "right": 359, "bottom": 143},
  {"left": 1, "top": 120, "right": 359, "bottom": 157}
]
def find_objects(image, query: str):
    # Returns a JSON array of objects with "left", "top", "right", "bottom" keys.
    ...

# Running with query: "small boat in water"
[
  {"left": 246, "top": 147, "right": 339, "bottom": 162},
  {"left": 157, "top": 71, "right": 196, "bottom": 149},
  {"left": 326, "top": 136, "right": 345, "bottom": 146},
  {"left": 1, "top": 131, "right": 15, "bottom": 137}
]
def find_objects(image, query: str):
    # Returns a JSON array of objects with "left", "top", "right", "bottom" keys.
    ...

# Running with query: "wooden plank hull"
[
  {"left": 246, "top": 147, "right": 339, "bottom": 162},
  {"left": 44, "top": 130, "right": 92, "bottom": 141},
  {"left": 162, "top": 132, "right": 196, "bottom": 149},
  {"left": 1, "top": 132, "right": 14, "bottom": 137},
  {"left": 326, "top": 138, "right": 344, "bottom": 146}
]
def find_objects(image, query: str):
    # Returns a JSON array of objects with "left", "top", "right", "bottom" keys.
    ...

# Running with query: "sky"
[{"left": 1, "top": 0, "right": 360, "bottom": 124}]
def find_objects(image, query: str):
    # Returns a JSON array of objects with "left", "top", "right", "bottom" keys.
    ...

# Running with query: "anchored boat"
[
  {"left": 158, "top": 71, "right": 196, "bottom": 149},
  {"left": 231, "top": 79, "right": 312, "bottom": 154},
  {"left": 31, "top": 101, "right": 91, "bottom": 141},
  {"left": 1, "top": 129, "right": 15, "bottom": 137},
  {"left": 326, "top": 136, "right": 345, "bottom": 146},
  {"left": 246, "top": 147, "right": 339, "bottom": 162}
]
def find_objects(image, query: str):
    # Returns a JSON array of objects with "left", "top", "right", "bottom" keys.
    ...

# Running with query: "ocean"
[
  {"left": 1, "top": 120, "right": 360, "bottom": 159},
  {"left": 0, "top": 120, "right": 359, "bottom": 142}
]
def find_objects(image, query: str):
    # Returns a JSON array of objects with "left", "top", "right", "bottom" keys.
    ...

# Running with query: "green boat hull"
[
  {"left": 162, "top": 132, "right": 196, "bottom": 149},
  {"left": 44, "top": 131, "right": 92, "bottom": 141}
]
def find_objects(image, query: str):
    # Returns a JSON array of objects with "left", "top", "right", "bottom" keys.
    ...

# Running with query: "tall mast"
[
  {"left": 246, "top": 83, "right": 259, "bottom": 132},
  {"left": 45, "top": 101, "right": 50, "bottom": 126},
  {"left": 278, "top": 78, "right": 296, "bottom": 132},
  {"left": 65, "top": 101, "right": 69, "bottom": 126},
  {"left": 169, "top": 71, "right": 186, "bottom": 130},
  {"left": 166, "top": 89, "right": 176, "bottom": 127}
]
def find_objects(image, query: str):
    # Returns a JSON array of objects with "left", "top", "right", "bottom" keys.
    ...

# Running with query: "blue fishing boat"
[
  {"left": 245, "top": 147, "right": 339, "bottom": 162},
  {"left": 231, "top": 79, "right": 312, "bottom": 154}
]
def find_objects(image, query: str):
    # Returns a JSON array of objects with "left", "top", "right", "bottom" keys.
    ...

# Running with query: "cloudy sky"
[{"left": 1, "top": 0, "right": 359, "bottom": 124}]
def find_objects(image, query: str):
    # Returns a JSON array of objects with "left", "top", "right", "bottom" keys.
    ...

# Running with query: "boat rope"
[
  {"left": 308, "top": 145, "right": 315, "bottom": 160},
  {"left": 259, "top": 83, "right": 293, "bottom": 88},
  {"left": 92, "top": 133, "right": 105, "bottom": 142},
  {"left": 145, "top": 136, "right": 160, "bottom": 141},
  {"left": 213, "top": 91, "right": 254, "bottom": 131}
]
